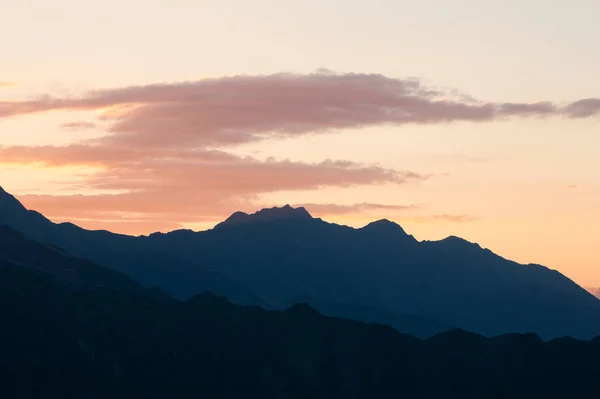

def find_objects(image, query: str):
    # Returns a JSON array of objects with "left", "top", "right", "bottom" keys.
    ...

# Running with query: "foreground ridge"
[{"left": 2, "top": 253, "right": 600, "bottom": 398}]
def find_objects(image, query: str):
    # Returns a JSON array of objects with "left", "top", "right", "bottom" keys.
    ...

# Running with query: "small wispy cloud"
[
  {"left": 295, "top": 202, "right": 420, "bottom": 216},
  {"left": 61, "top": 121, "right": 97, "bottom": 130},
  {"left": 399, "top": 214, "right": 478, "bottom": 224},
  {"left": 430, "top": 214, "right": 478, "bottom": 222}
]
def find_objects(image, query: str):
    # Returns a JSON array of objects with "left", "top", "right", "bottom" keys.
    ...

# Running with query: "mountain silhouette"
[
  {"left": 2, "top": 186, "right": 600, "bottom": 339},
  {"left": 215, "top": 204, "right": 313, "bottom": 228},
  {"left": 2, "top": 231, "right": 600, "bottom": 398},
  {"left": 0, "top": 225, "right": 165, "bottom": 297}
]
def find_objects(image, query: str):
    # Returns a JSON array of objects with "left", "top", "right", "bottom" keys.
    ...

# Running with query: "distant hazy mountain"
[
  {"left": 2, "top": 233, "right": 600, "bottom": 398},
  {"left": 2, "top": 185, "right": 600, "bottom": 339}
]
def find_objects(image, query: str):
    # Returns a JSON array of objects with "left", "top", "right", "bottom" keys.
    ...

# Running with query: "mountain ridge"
[
  {"left": 216, "top": 204, "right": 314, "bottom": 229},
  {"left": 3, "top": 241, "right": 600, "bottom": 398},
  {"left": 1, "top": 186, "right": 599, "bottom": 339}
]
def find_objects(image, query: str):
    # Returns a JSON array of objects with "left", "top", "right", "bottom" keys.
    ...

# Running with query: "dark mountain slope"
[
  {"left": 146, "top": 210, "right": 600, "bottom": 339},
  {"left": 0, "top": 191, "right": 451, "bottom": 337},
  {"left": 0, "top": 188, "right": 264, "bottom": 305},
  {"left": 214, "top": 204, "right": 313, "bottom": 228},
  {"left": 0, "top": 225, "right": 160, "bottom": 296},
  {"left": 2, "top": 187, "right": 599, "bottom": 339},
  {"left": 587, "top": 287, "right": 600, "bottom": 299},
  {"left": 1, "top": 253, "right": 600, "bottom": 398}
]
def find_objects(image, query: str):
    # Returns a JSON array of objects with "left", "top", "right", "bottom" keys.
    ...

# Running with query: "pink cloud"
[
  {"left": 61, "top": 121, "right": 97, "bottom": 130},
  {"left": 563, "top": 99, "right": 600, "bottom": 118},
  {"left": 1, "top": 72, "right": 598, "bottom": 150}
]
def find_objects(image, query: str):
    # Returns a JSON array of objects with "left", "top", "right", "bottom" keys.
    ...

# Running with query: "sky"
[{"left": 1, "top": 0, "right": 599, "bottom": 286}]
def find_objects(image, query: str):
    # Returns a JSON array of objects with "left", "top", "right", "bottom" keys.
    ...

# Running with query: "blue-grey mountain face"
[
  {"left": 1, "top": 186, "right": 599, "bottom": 339},
  {"left": 3, "top": 227, "right": 600, "bottom": 399},
  {"left": 0, "top": 225, "right": 149, "bottom": 294}
]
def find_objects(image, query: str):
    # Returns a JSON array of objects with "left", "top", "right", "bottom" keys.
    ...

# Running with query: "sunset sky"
[{"left": 1, "top": 0, "right": 599, "bottom": 286}]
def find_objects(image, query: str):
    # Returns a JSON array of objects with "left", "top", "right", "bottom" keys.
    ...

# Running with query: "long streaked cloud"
[
  {"left": 0, "top": 145, "right": 418, "bottom": 193},
  {"left": 1, "top": 71, "right": 598, "bottom": 150},
  {"left": 4, "top": 140, "right": 425, "bottom": 233}
]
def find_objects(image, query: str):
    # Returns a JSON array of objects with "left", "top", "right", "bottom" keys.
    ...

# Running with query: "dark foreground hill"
[
  {"left": 2, "top": 186, "right": 600, "bottom": 339},
  {"left": 1, "top": 228, "right": 600, "bottom": 398}
]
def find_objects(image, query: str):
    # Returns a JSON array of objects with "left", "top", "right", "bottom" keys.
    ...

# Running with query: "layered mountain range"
[
  {"left": 2, "top": 223, "right": 600, "bottom": 398},
  {"left": 1, "top": 186, "right": 599, "bottom": 340}
]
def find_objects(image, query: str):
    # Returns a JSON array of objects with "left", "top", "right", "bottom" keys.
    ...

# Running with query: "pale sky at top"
[{"left": 1, "top": 0, "right": 599, "bottom": 286}]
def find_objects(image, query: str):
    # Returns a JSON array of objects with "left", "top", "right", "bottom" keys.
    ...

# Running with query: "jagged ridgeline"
[{"left": 1, "top": 186, "right": 599, "bottom": 340}]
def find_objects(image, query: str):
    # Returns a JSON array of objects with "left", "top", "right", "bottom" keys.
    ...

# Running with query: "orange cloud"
[
  {"left": 5, "top": 140, "right": 425, "bottom": 234},
  {"left": 0, "top": 145, "right": 417, "bottom": 192},
  {"left": 0, "top": 145, "right": 238, "bottom": 167}
]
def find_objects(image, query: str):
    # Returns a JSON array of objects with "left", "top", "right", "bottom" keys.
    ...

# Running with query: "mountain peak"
[
  {"left": 437, "top": 235, "right": 483, "bottom": 249},
  {"left": 361, "top": 219, "right": 409, "bottom": 235},
  {"left": 216, "top": 205, "right": 313, "bottom": 228},
  {"left": 0, "top": 185, "right": 15, "bottom": 199},
  {"left": 0, "top": 186, "right": 27, "bottom": 212},
  {"left": 255, "top": 204, "right": 312, "bottom": 220}
]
